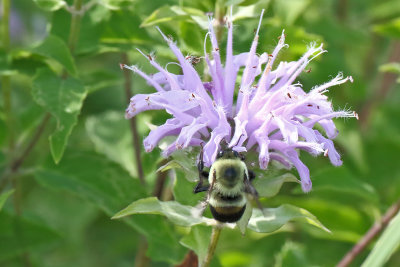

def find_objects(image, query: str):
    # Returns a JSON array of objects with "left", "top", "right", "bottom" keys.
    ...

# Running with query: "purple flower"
[{"left": 123, "top": 11, "right": 358, "bottom": 192}]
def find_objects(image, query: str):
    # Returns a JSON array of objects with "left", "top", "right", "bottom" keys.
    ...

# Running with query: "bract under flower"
[{"left": 123, "top": 12, "right": 357, "bottom": 192}]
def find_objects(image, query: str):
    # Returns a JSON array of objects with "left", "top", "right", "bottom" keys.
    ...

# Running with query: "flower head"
[{"left": 123, "top": 11, "right": 357, "bottom": 192}]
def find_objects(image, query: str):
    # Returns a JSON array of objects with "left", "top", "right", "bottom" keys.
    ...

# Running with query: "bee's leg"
[
  {"left": 244, "top": 177, "right": 265, "bottom": 215},
  {"left": 248, "top": 170, "right": 256, "bottom": 181},
  {"left": 194, "top": 171, "right": 210, "bottom": 193},
  {"left": 194, "top": 144, "right": 210, "bottom": 193}
]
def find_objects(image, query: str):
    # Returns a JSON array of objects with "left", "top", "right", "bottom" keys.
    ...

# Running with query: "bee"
[{"left": 193, "top": 143, "right": 262, "bottom": 223}]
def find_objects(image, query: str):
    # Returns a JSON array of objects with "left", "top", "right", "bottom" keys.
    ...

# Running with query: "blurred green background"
[{"left": 1, "top": 0, "right": 400, "bottom": 266}]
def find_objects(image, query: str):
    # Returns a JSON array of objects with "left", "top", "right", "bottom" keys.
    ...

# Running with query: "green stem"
[
  {"left": 215, "top": 0, "right": 226, "bottom": 44},
  {"left": 203, "top": 225, "right": 222, "bottom": 267},
  {"left": 67, "top": 0, "right": 83, "bottom": 54},
  {"left": 122, "top": 53, "right": 145, "bottom": 185},
  {"left": 2, "top": 0, "right": 14, "bottom": 151}
]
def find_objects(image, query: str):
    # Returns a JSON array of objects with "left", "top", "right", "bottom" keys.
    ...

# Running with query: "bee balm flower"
[{"left": 123, "top": 12, "right": 357, "bottom": 192}]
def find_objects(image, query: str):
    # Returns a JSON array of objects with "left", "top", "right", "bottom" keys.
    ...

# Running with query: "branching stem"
[{"left": 337, "top": 198, "right": 400, "bottom": 267}]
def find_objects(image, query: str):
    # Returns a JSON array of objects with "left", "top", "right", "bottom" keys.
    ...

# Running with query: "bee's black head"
[{"left": 216, "top": 140, "right": 245, "bottom": 161}]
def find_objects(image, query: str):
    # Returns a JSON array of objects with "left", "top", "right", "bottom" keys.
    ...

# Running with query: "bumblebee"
[{"left": 193, "top": 144, "right": 261, "bottom": 223}]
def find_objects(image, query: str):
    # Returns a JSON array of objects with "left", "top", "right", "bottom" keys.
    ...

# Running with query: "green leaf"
[
  {"left": 275, "top": 242, "right": 309, "bottom": 267},
  {"left": 236, "top": 202, "right": 253, "bottom": 234},
  {"left": 180, "top": 225, "right": 212, "bottom": 263},
  {"left": 0, "top": 211, "right": 60, "bottom": 261},
  {"left": 232, "top": 1, "right": 271, "bottom": 21},
  {"left": 140, "top": 5, "right": 207, "bottom": 29},
  {"left": 248, "top": 204, "right": 329, "bottom": 233},
  {"left": 113, "top": 197, "right": 211, "bottom": 227},
  {"left": 361, "top": 210, "right": 400, "bottom": 267},
  {"left": 379, "top": 62, "right": 400, "bottom": 74},
  {"left": 99, "top": 0, "right": 135, "bottom": 10},
  {"left": 254, "top": 173, "right": 299, "bottom": 198},
  {"left": 35, "top": 152, "right": 186, "bottom": 264},
  {"left": 274, "top": 0, "right": 310, "bottom": 25},
  {"left": 32, "top": 35, "right": 77, "bottom": 75},
  {"left": 33, "top": 0, "right": 66, "bottom": 11},
  {"left": 86, "top": 111, "right": 136, "bottom": 176},
  {"left": 373, "top": 18, "right": 400, "bottom": 39},
  {"left": 0, "top": 190, "right": 14, "bottom": 211},
  {"left": 159, "top": 150, "right": 198, "bottom": 182},
  {"left": 32, "top": 68, "right": 87, "bottom": 163}
]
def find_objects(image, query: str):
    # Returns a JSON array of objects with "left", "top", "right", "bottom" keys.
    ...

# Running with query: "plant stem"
[
  {"left": 337, "top": 198, "right": 400, "bottom": 267},
  {"left": 1, "top": 0, "right": 14, "bottom": 151},
  {"left": 359, "top": 41, "right": 400, "bottom": 130},
  {"left": 215, "top": 0, "right": 225, "bottom": 44},
  {"left": 203, "top": 225, "right": 222, "bottom": 267},
  {"left": 67, "top": 0, "right": 83, "bottom": 54},
  {"left": 122, "top": 53, "right": 145, "bottom": 185}
]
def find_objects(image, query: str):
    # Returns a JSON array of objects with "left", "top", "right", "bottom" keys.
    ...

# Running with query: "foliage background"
[{"left": 1, "top": 0, "right": 400, "bottom": 266}]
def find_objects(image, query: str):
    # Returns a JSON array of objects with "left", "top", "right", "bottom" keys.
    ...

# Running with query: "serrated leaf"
[
  {"left": 0, "top": 190, "right": 14, "bottom": 211},
  {"left": 0, "top": 211, "right": 60, "bottom": 261},
  {"left": 362, "top": 210, "right": 400, "bottom": 267},
  {"left": 32, "top": 68, "right": 87, "bottom": 163},
  {"left": 113, "top": 197, "right": 211, "bottom": 227},
  {"left": 32, "top": 35, "right": 76, "bottom": 75},
  {"left": 254, "top": 173, "right": 299, "bottom": 198},
  {"left": 248, "top": 204, "right": 330, "bottom": 233},
  {"left": 180, "top": 225, "right": 211, "bottom": 264},
  {"left": 33, "top": 0, "right": 66, "bottom": 11},
  {"left": 86, "top": 111, "right": 136, "bottom": 176}
]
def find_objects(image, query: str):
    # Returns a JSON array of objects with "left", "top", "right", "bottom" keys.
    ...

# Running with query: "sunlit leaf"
[
  {"left": 248, "top": 205, "right": 330, "bottom": 233},
  {"left": 113, "top": 197, "right": 212, "bottom": 227},
  {"left": 254, "top": 173, "right": 299, "bottom": 198},
  {"left": 379, "top": 62, "right": 400, "bottom": 74},
  {"left": 373, "top": 18, "right": 400, "bottom": 39},
  {"left": 32, "top": 35, "right": 77, "bottom": 75},
  {"left": 274, "top": 0, "right": 310, "bottom": 25},
  {"left": 362, "top": 210, "right": 400, "bottom": 267},
  {"left": 32, "top": 68, "right": 87, "bottom": 163},
  {"left": 99, "top": 0, "right": 135, "bottom": 10},
  {"left": 33, "top": 0, "right": 66, "bottom": 11}
]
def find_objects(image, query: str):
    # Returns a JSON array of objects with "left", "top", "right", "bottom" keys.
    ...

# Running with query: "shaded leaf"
[
  {"left": 32, "top": 35, "right": 76, "bottom": 75},
  {"left": 180, "top": 225, "right": 211, "bottom": 264},
  {"left": 86, "top": 111, "right": 136, "bottom": 176},
  {"left": 0, "top": 190, "right": 14, "bottom": 211},
  {"left": 0, "top": 211, "right": 60, "bottom": 261},
  {"left": 248, "top": 204, "right": 329, "bottom": 233},
  {"left": 35, "top": 151, "right": 186, "bottom": 264},
  {"left": 274, "top": 242, "right": 309, "bottom": 267},
  {"left": 362, "top": 210, "right": 400, "bottom": 267},
  {"left": 32, "top": 68, "right": 87, "bottom": 163}
]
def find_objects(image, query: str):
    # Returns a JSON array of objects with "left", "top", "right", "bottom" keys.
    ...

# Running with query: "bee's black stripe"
[
  {"left": 215, "top": 192, "right": 243, "bottom": 202},
  {"left": 209, "top": 204, "right": 246, "bottom": 223}
]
